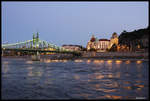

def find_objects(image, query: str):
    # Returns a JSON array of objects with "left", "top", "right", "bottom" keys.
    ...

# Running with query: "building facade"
[
  {"left": 86, "top": 33, "right": 119, "bottom": 52},
  {"left": 62, "top": 45, "right": 83, "bottom": 51},
  {"left": 96, "top": 39, "right": 110, "bottom": 52}
]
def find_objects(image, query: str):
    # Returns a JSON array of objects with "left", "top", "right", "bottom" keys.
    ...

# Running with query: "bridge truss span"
[{"left": 2, "top": 32, "right": 69, "bottom": 52}]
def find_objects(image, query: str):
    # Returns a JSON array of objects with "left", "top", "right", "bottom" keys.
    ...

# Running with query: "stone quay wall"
[{"left": 81, "top": 52, "right": 149, "bottom": 59}]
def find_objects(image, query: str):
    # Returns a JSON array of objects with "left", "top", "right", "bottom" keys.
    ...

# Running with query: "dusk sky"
[{"left": 2, "top": 2, "right": 148, "bottom": 47}]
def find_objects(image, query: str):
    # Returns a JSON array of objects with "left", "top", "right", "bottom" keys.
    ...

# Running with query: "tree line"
[{"left": 118, "top": 26, "right": 149, "bottom": 51}]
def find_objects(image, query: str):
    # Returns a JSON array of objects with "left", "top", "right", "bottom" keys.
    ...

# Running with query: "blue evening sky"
[{"left": 2, "top": 2, "right": 148, "bottom": 47}]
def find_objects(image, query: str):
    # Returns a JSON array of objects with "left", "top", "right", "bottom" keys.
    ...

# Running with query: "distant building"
[
  {"left": 62, "top": 45, "right": 83, "bottom": 51},
  {"left": 97, "top": 39, "right": 110, "bottom": 52},
  {"left": 86, "top": 33, "right": 119, "bottom": 52}
]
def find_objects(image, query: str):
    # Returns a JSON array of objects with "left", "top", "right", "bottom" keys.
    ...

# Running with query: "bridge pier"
[
  {"left": 17, "top": 52, "right": 21, "bottom": 56},
  {"left": 31, "top": 51, "right": 40, "bottom": 61}
]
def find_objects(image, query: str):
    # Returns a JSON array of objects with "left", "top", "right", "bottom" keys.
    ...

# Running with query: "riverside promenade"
[
  {"left": 81, "top": 52, "right": 149, "bottom": 59},
  {"left": 2, "top": 52, "right": 149, "bottom": 60}
]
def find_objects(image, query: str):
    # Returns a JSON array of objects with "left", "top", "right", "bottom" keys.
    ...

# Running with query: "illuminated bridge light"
[{"left": 136, "top": 60, "right": 142, "bottom": 64}]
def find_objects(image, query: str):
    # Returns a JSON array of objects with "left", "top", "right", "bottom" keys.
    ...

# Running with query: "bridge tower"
[
  {"left": 36, "top": 32, "right": 39, "bottom": 48},
  {"left": 33, "top": 33, "right": 36, "bottom": 48}
]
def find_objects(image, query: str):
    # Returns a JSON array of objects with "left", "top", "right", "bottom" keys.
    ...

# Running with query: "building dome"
[
  {"left": 90, "top": 35, "right": 96, "bottom": 42},
  {"left": 112, "top": 32, "right": 118, "bottom": 38}
]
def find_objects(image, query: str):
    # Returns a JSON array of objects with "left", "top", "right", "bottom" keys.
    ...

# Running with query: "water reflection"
[
  {"left": 74, "top": 59, "right": 83, "bottom": 62},
  {"left": 74, "top": 75, "right": 80, "bottom": 80},
  {"left": 136, "top": 61, "right": 143, "bottom": 73},
  {"left": 104, "top": 82, "right": 118, "bottom": 88},
  {"left": 102, "top": 95, "right": 122, "bottom": 99},
  {"left": 115, "top": 60, "right": 122, "bottom": 64},
  {"left": 27, "top": 66, "right": 43, "bottom": 77},
  {"left": 115, "top": 72, "right": 121, "bottom": 78},
  {"left": 86, "top": 59, "right": 91, "bottom": 64},
  {"left": 95, "top": 73, "right": 105, "bottom": 79},
  {"left": 42, "top": 59, "right": 68, "bottom": 63},
  {"left": 79, "top": 93, "right": 91, "bottom": 99},
  {"left": 107, "top": 60, "right": 112, "bottom": 64},
  {"left": 44, "top": 59, "right": 51, "bottom": 63},
  {"left": 107, "top": 74, "right": 113, "bottom": 78},
  {"left": 92, "top": 60, "right": 105, "bottom": 65},
  {"left": 45, "top": 70, "right": 51, "bottom": 77},
  {"left": 97, "top": 88, "right": 117, "bottom": 93},
  {"left": 2, "top": 63, "right": 9, "bottom": 74},
  {"left": 3, "top": 61, "right": 9, "bottom": 64},
  {"left": 26, "top": 61, "right": 33, "bottom": 64},
  {"left": 124, "top": 81, "right": 130, "bottom": 84},
  {"left": 105, "top": 61, "right": 112, "bottom": 70},
  {"left": 93, "top": 60, "right": 100, "bottom": 64},
  {"left": 136, "top": 85, "right": 144, "bottom": 88},
  {"left": 2, "top": 58, "right": 148, "bottom": 99},
  {"left": 27, "top": 67, "right": 34, "bottom": 77},
  {"left": 28, "top": 71, "right": 34, "bottom": 77},
  {"left": 125, "top": 60, "right": 130, "bottom": 64},
  {"left": 45, "top": 78, "right": 53, "bottom": 85},
  {"left": 51, "top": 60, "right": 59, "bottom": 62},
  {"left": 123, "top": 86, "right": 131, "bottom": 90},
  {"left": 62, "top": 59, "right": 68, "bottom": 62},
  {"left": 99, "top": 60, "right": 104, "bottom": 63}
]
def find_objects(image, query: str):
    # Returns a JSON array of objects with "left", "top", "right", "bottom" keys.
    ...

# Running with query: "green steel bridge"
[{"left": 2, "top": 32, "right": 81, "bottom": 56}]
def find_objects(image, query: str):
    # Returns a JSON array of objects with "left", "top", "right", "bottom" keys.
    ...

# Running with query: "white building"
[
  {"left": 86, "top": 33, "right": 118, "bottom": 52},
  {"left": 62, "top": 45, "right": 83, "bottom": 51}
]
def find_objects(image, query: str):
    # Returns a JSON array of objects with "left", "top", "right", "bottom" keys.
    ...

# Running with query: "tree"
[{"left": 108, "top": 44, "right": 117, "bottom": 52}]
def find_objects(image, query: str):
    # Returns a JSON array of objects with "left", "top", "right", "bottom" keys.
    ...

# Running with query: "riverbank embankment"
[
  {"left": 2, "top": 52, "right": 149, "bottom": 60},
  {"left": 81, "top": 52, "right": 149, "bottom": 59}
]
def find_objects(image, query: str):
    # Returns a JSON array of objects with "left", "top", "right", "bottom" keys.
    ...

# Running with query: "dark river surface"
[{"left": 2, "top": 57, "right": 149, "bottom": 100}]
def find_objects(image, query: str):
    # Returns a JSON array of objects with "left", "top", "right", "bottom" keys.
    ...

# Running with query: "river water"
[{"left": 2, "top": 57, "right": 149, "bottom": 100}]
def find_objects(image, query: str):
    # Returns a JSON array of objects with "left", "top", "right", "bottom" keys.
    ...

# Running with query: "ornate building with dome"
[{"left": 86, "top": 33, "right": 119, "bottom": 52}]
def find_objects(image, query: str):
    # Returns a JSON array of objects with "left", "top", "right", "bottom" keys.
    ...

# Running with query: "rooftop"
[{"left": 99, "top": 39, "right": 110, "bottom": 41}]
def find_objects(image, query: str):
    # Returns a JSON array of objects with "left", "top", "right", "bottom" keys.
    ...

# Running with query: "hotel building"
[{"left": 86, "top": 33, "right": 119, "bottom": 52}]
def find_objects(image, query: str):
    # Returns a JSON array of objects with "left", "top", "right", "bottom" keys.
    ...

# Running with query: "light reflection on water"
[
  {"left": 26, "top": 61, "right": 33, "bottom": 64},
  {"left": 74, "top": 59, "right": 83, "bottom": 62},
  {"left": 2, "top": 58, "right": 149, "bottom": 100},
  {"left": 115, "top": 60, "right": 122, "bottom": 64},
  {"left": 125, "top": 60, "right": 130, "bottom": 64},
  {"left": 41, "top": 59, "right": 68, "bottom": 63}
]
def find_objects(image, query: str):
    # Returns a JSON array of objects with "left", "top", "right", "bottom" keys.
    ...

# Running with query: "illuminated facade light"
[{"left": 86, "top": 33, "right": 119, "bottom": 52}]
